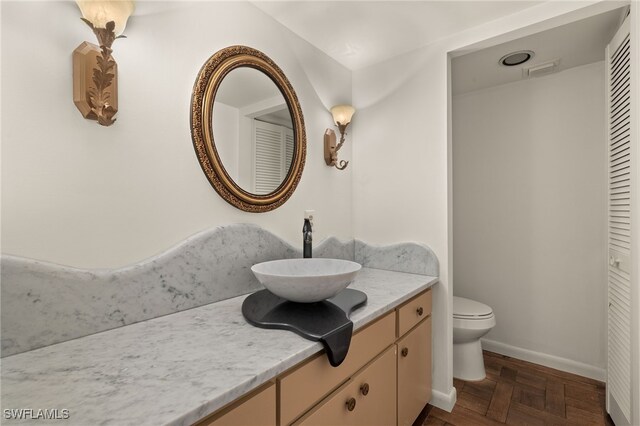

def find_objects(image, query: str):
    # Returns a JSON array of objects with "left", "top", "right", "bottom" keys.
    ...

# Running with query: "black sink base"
[{"left": 241, "top": 289, "right": 367, "bottom": 367}]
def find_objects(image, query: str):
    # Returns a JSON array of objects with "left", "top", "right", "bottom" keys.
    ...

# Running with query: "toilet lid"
[{"left": 453, "top": 296, "right": 493, "bottom": 318}]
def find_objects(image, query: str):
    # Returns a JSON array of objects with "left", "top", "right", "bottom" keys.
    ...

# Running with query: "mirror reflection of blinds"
[
  {"left": 285, "top": 132, "right": 294, "bottom": 172},
  {"left": 254, "top": 120, "right": 294, "bottom": 194}
]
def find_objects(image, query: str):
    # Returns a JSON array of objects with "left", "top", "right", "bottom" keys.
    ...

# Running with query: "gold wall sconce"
[
  {"left": 324, "top": 104, "right": 355, "bottom": 170},
  {"left": 73, "top": 0, "right": 134, "bottom": 126}
]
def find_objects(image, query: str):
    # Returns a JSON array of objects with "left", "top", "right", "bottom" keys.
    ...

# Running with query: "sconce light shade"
[
  {"left": 330, "top": 104, "right": 355, "bottom": 126},
  {"left": 76, "top": 0, "right": 134, "bottom": 36},
  {"left": 325, "top": 104, "right": 355, "bottom": 171}
]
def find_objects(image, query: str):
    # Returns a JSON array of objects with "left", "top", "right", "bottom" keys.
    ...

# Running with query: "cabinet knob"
[
  {"left": 346, "top": 397, "right": 356, "bottom": 412},
  {"left": 416, "top": 306, "right": 424, "bottom": 316},
  {"left": 401, "top": 347, "right": 409, "bottom": 357},
  {"left": 360, "top": 383, "right": 370, "bottom": 396}
]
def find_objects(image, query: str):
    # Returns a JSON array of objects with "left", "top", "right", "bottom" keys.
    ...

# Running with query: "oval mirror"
[{"left": 191, "top": 46, "right": 306, "bottom": 212}]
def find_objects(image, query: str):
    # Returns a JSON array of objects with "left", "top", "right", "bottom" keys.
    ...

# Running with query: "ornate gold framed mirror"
[{"left": 191, "top": 45, "right": 306, "bottom": 212}]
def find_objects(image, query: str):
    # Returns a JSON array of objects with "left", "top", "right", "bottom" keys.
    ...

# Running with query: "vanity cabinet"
[
  {"left": 278, "top": 313, "right": 396, "bottom": 425},
  {"left": 396, "top": 289, "right": 432, "bottom": 426},
  {"left": 397, "top": 289, "right": 432, "bottom": 337},
  {"left": 193, "top": 288, "right": 432, "bottom": 426},
  {"left": 197, "top": 382, "right": 276, "bottom": 426},
  {"left": 397, "top": 317, "right": 432, "bottom": 426},
  {"left": 294, "top": 346, "right": 397, "bottom": 426}
]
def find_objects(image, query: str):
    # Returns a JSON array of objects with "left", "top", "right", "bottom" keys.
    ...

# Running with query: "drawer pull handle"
[
  {"left": 346, "top": 397, "right": 356, "bottom": 411},
  {"left": 360, "top": 383, "right": 370, "bottom": 396},
  {"left": 401, "top": 347, "right": 409, "bottom": 357},
  {"left": 416, "top": 307, "right": 424, "bottom": 316}
]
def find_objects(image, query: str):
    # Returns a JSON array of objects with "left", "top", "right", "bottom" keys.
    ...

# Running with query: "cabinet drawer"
[
  {"left": 278, "top": 311, "right": 395, "bottom": 425},
  {"left": 197, "top": 382, "right": 276, "bottom": 426},
  {"left": 397, "top": 289, "right": 431, "bottom": 337},
  {"left": 397, "top": 317, "right": 432, "bottom": 426},
  {"left": 294, "top": 346, "right": 397, "bottom": 426}
]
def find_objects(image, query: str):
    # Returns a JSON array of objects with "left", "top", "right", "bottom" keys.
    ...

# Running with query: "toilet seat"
[
  {"left": 453, "top": 314, "right": 496, "bottom": 330},
  {"left": 453, "top": 296, "right": 493, "bottom": 320}
]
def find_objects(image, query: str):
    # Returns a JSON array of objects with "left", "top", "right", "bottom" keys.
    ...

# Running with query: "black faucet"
[{"left": 303, "top": 218, "right": 312, "bottom": 258}]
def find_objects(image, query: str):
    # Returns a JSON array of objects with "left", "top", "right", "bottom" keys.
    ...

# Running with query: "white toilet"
[{"left": 453, "top": 296, "right": 496, "bottom": 381}]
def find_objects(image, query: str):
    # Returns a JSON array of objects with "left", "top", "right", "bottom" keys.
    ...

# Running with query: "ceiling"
[
  {"left": 122, "top": 1, "right": 543, "bottom": 71},
  {"left": 214, "top": 67, "right": 291, "bottom": 125},
  {"left": 216, "top": 67, "right": 282, "bottom": 109},
  {"left": 131, "top": 1, "right": 624, "bottom": 85},
  {"left": 252, "top": 1, "right": 541, "bottom": 70},
  {"left": 452, "top": 7, "right": 626, "bottom": 95}
]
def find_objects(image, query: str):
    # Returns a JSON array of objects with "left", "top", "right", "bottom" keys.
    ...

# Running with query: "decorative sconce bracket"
[
  {"left": 73, "top": 41, "right": 118, "bottom": 125},
  {"left": 73, "top": 0, "right": 134, "bottom": 127},
  {"left": 324, "top": 129, "right": 349, "bottom": 170},
  {"left": 73, "top": 20, "right": 123, "bottom": 126}
]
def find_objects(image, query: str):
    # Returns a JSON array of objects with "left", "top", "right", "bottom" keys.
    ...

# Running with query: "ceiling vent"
[
  {"left": 523, "top": 60, "right": 560, "bottom": 78},
  {"left": 499, "top": 50, "right": 534, "bottom": 66}
]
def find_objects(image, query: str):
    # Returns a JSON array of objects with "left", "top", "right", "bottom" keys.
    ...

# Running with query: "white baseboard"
[
  {"left": 481, "top": 338, "right": 606, "bottom": 382},
  {"left": 429, "top": 386, "right": 457, "bottom": 412}
]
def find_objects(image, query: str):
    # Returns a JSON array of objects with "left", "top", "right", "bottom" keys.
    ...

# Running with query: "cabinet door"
[
  {"left": 397, "top": 317, "right": 431, "bottom": 426},
  {"left": 296, "top": 346, "right": 396, "bottom": 426},
  {"left": 199, "top": 382, "right": 276, "bottom": 426},
  {"left": 279, "top": 312, "right": 395, "bottom": 425}
]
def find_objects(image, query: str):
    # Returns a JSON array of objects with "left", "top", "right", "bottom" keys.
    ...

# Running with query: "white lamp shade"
[
  {"left": 76, "top": 0, "right": 135, "bottom": 36},
  {"left": 330, "top": 105, "right": 355, "bottom": 126}
]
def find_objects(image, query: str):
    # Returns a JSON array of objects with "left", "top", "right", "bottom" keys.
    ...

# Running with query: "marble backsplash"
[
  {"left": 355, "top": 240, "right": 438, "bottom": 276},
  {"left": 1, "top": 224, "right": 438, "bottom": 357}
]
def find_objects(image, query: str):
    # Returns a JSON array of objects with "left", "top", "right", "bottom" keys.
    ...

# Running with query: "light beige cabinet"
[
  {"left": 397, "top": 289, "right": 432, "bottom": 337},
  {"left": 197, "top": 382, "right": 276, "bottom": 426},
  {"left": 396, "top": 289, "right": 432, "bottom": 426},
  {"left": 195, "top": 288, "right": 432, "bottom": 426},
  {"left": 294, "top": 346, "right": 397, "bottom": 426},
  {"left": 278, "top": 313, "right": 396, "bottom": 425},
  {"left": 397, "top": 317, "right": 432, "bottom": 426}
]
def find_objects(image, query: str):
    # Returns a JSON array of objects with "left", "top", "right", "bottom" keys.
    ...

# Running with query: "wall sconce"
[
  {"left": 73, "top": 0, "right": 134, "bottom": 126},
  {"left": 324, "top": 105, "right": 355, "bottom": 170}
]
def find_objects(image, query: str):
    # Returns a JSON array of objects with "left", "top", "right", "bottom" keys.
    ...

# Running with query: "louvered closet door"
[
  {"left": 254, "top": 120, "right": 285, "bottom": 194},
  {"left": 607, "top": 15, "right": 633, "bottom": 426},
  {"left": 253, "top": 121, "right": 294, "bottom": 194}
]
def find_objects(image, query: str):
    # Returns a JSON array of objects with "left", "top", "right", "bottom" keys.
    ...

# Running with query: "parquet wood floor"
[{"left": 422, "top": 351, "right": 615, "bottom": 426}]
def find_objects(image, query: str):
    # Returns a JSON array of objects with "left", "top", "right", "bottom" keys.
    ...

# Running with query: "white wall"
[
  {"left": 212, "top": 102, "right": 240, "bottom": 181},
  {"left": 352, "top": 0, "right": 627, "bottom": 410},
  {"left": 1, "top": 1, "right": 353, "bottom": 269},
  {"left": 453, "top": 62, "right": 607, "bottom": 378}
]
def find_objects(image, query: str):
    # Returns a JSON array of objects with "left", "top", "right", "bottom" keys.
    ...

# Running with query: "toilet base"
[{"left": 453, "top": 339, "right": 486, "bottom": 381}]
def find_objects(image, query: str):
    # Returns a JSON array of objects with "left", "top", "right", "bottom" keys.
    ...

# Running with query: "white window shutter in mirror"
[{"left": 253, "top": 120, "right": 294, "bottom": 195}]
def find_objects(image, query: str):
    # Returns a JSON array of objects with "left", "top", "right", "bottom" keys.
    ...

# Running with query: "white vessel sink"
[{"left": 251, "top": 258, "right": 362, "bottom": 303}]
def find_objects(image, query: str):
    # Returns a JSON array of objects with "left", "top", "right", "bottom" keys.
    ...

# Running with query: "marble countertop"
[{"left": 1, "top": 268, "right": 437, "bottom": 426}]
